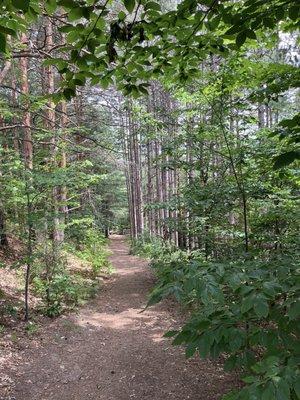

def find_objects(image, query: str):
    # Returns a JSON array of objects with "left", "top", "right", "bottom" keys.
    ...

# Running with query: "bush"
[
  {"left": 33, "top": 272, "right": 79, "bottom": 317},
  {"left": 130, "top": 231, "right": 174, "bottom": 259},
  {"left": 31, "top": 227, "right": 110, "bottom": 317},
  {"left": 148, "top": 251, "right": 300, "bottom": 400},
  {"left": 68, "top": 227, "right": 112, "bottom": 276}
]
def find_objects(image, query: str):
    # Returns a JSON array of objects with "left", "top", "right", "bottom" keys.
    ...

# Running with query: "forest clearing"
[{"left": 0, "top": 0, "right": 299, "bottom": 399}]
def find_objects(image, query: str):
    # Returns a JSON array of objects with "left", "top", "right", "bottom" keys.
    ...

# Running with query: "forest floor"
[{"left": 1, "top": 235, "right": 238, "bottom": 400}]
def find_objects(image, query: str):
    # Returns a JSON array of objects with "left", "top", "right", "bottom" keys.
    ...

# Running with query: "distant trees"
[{"left": 122, "top": 44, "right": 299, "bottom": 255}]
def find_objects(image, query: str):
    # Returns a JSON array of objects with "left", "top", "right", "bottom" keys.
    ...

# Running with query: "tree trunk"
[{"left": 20, "top": 33, "right": 33, "bottom": 321}]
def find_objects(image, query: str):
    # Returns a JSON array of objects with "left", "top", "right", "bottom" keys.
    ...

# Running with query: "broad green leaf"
[
  {"left": 163, "top": 330, "right": 178, "bottom": 338},
  {"left": 12, "top": 0, "right": 30, "bottom": 11},
  {"left": 145, "top": 1, "right": 161, "bottom": 11},
  {"left": 288, "top": 301, "right": 300, "bottom": 320},
  {"left": 276, "top": 379, "right": 290, "bottom": 400},
  {"left": 245, "top": 29, "right": 256, "bottom": 39},
  {"left": 0, "top": 26, "right": 16, "bottom": 36},
  {"left": 254, "top": 298, "right": 269, "bottom": 318},
  {"left": 63, "top": 87, "right": 76, "bottom": 100},
  {"left": 293, "top": 380, "right": 300, "bottom": 398},
  {"left": 69, "top": 7, "right": 84, "bottom": 21},
  {"left": 274, "top": 151, "right": 300, "bottom": 169},
  {"left": 45, "top": 0, "right": 57, "bottom": 13},
  {"left": 222, "top": 390, "right": 239, "bottom": 400},
  {"left": 241, "top": 296, "right": 253, "bottom": 313},
  {"left": 185, "top": 342, "right": 197, "bottom": 358},
  {"left": 288, "top": 5, "right": 299, "bottom": 21},
  {"left": 225, "top": 25, "right": 243, "bottom": 35},
  {"left": 243, "top": 375, "right": 257, "bottom": 384},
  {"left": 118, "top": 11, "right": 126, "bottom": 20},
  {"left": 172, "top": 330, "right": 192, "bottom": 345},
  {"left": 224, "top": 355, "right": 237, "bottom": 371},
  {"left": 262, "top": 382, "right": 275, "bottom": 400},
  {"left": 57, "top": 0, "right": 77, "bottom": 8},
  {"left": 0, "top": 33, "right": 6, "bottom": 53},
  {"left": 236, "top": 31, "right": 247, "bottom": 47},
  {"left": 123, "top": 0, "right": 135, "bottom": 13}
]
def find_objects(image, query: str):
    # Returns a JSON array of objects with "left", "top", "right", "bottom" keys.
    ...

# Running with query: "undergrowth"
[
  {"left": 31, "top": 227, "right": 111, "bottom": 317},
  {"left": 134, "top": 234, "right": 300, "bottom": 400}
]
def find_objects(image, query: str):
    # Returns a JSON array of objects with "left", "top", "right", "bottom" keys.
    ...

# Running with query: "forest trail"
[{"left": 5, "top": 235, "right": 236, "bottom": 400}]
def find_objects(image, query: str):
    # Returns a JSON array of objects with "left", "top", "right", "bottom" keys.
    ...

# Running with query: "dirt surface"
[{"left": 1, "top": 235, "right": 238, "bottom": 400}]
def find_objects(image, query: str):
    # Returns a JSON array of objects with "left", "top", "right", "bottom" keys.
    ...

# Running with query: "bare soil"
[{"left": 1, "top": 235, "right": 238, "bottom": 400}]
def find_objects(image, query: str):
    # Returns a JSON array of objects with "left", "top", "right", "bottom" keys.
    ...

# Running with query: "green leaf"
[
  {"left": 0, "top": 26, "right": 16, "bottom": 36},
  {"left": 172, "top": 330, "right": 191, "bottom": 345},
  {"left": 241, "top": 295, "right": 253, "bottom": 313},
  {"left": 222, "top": 390, "right": 239, "bottom": 400},
  {"left": 63, "top": 87, "right": 76, "bottom": 100},
  {"left": 262, "top": 382, "right": 275, "bottom": 400},
  {"left": 146, "top": 287, "right": 164, "bottom": 307},
  {"left": 274, "top": 151, "right": 300, "bottom": 169},
  {"left": 288, "top": 5, "right": 299, "bottom": 21},
  {"left": 123, "top": 0, "right": 135, "bottom": 13},
  {"left": 293, "top": 380, "right": 300, "bottom": 398},
  {"left": 279, "top": 114, "right": 300, "bottom": 128},
  {"left": 185, "top": 342, "right": 197, "bottom": 358},
  {"left": 236, "top": 31, "right": 247, "bottom": 47},
  {"left": 263, "top": 17, "right": 275, "bottom": 29},
  {"left": 12, "top": 0, "right": 30, "bottom": 11},
  {"left": 224, "top": 355, "right": 237, "bottom": 371},
  {"left": 288, "top": 301, "right": 300, "bottom": 320},
  {"left": 138, "top": 85, "right": 149, "bottom": 96},
  {"left": 225, "top": 25, "right": 243, "bottom": 35},
  {"left": 118, "top": 11, "right": 126, "bottom": 20},
  {"left": 276, "top": 379, "right": 290, "bottom": 400},
  {"left": 69, "top": 7, "right": 84, "bottom": 21},
  {"left": 0, "top": 33, "right": 6, "bottom": 53},
  {"left": 243, "top": 375, "right": 257, "bottom": 384},
  {"left": 45, "top": 0, "right": 57, "bottom": 13},
  {"left": 245, "top": 29, "right": 256, "bottom": 39},
  {"left": 163, "top": 330, "right": 178, "bottom": 338},
  {"left": 145, "top": 1, "right": 161, "bottom": 11},
  {"left": 57, "top": 0, "right": 77, "bottom": 8},
  {"left": 254, "top": 297, "right": 269, "bottom": 318}
]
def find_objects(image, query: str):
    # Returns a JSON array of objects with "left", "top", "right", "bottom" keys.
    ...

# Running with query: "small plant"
[
  {"left": 33, "top": 272, "right": 81, "bottom": 317},
  {"left": 10, "top": 332, "right": 18, "bottom": 343},
  {"left": 3, "top": 304, "right": 18, "bottom": 317},
  {"left": 25, "top": 321, "right": 39, "bottom": 335}
]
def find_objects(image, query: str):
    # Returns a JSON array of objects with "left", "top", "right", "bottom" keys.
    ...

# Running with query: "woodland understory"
[{"left": 0, "top": 0, "right": 299, "bottom": 399}]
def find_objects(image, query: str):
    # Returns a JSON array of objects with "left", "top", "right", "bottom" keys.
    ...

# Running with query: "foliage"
[
  {"left": 29, "top": 227, "right": 111, "bottom": 317},
  {"left": 130, "top": 231, "right": 168, "bottom": 258},
  {"left": 0, "top": 1, "right": 299, "bottom": 101},
  {"left": 147, "top": 249, "right": 300, "bottom": 399},
  {"left": 66, "top": 226, "right": 112, "bottom": 277},
  {"left": 33, "top": 271, "right": 85, "bottom": 317}
]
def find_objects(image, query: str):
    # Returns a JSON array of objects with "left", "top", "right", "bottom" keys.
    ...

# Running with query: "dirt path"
[{"left": 3, "top": 235, "right": 237, "bottom": 400}]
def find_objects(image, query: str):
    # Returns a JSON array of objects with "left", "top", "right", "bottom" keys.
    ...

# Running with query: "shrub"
[
  {"left": 131, "top": 231, "right": 174, "bottom": 259},
  {"left": 148, "top": 251, "right": 300, "bottom": 400},
  {"left": 68, "top": 227, "right": 112, "bottom": 276},
  {"left": 31, "top": 227, "right": 110, "bottom": 317},
  {"left": 33, "top": 272, "right": 79, "bottom": 317}
]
